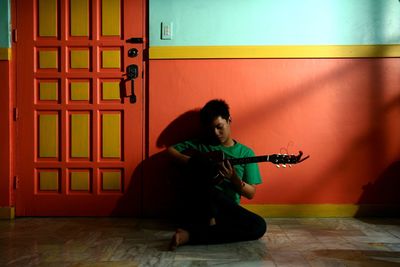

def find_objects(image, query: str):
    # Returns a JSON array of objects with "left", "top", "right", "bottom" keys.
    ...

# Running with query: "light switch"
[{"left": 161, "top": 22, "right": 173, "bottom": 40}]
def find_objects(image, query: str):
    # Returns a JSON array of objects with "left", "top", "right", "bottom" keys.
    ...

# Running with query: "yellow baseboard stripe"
[
  {"left": 150, "top": 44, "right": 400, "bottom": 59},
  {"left": 242, "top": 204, "right": 400, "bottom": 218},
  {"left": 0, "top": 207, "right": 15, "bottom": 219},
  {"left": 0, "top": 48, "right": 11, "bottom": 60}
]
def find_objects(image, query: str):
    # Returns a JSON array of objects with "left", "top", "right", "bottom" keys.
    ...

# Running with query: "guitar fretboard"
[{"left": 229, "top": 155, "right": 271, "bottom": 166}]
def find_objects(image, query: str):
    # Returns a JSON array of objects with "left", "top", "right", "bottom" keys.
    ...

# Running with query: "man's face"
[{"left": 208, "top": 116, "right": 232, "bottom": 146}]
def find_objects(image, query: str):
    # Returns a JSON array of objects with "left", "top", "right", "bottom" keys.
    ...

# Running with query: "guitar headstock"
[{"left": 269, "top": 151, "right": 310, "bottom": 168}]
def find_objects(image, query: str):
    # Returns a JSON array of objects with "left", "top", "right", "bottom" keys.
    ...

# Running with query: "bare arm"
[{"left": 166, "top": 146, "right": 190, "bottom": 165}]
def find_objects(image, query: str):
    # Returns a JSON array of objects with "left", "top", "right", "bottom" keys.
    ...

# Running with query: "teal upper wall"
[
  {"left": 150, "top": 0, "right": 400, "bottom": 47},
  {"left": 0, "top": 0, "right": 10, "bottom": 48},
  {"left": 2, "top": 0, "right": 399, "bottom": 49}
]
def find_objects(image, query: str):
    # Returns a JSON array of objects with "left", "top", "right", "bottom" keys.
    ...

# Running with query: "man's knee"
[{"left": 252, "top": 215, "right": 267, "bottom": 239}]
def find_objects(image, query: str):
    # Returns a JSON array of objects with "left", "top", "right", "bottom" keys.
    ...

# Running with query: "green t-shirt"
[{"left": 173, "top": 139, "right": 262, "bottom": 204}]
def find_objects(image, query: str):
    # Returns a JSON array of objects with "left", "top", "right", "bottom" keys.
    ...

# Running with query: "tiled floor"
[{"left": 1, "top": 217, "right": 400, "bottom": 266}]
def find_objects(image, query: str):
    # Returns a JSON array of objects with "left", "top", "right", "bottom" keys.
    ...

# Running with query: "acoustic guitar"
[{"left": 184, "top": 150, "right": 310, "bottom": 184}]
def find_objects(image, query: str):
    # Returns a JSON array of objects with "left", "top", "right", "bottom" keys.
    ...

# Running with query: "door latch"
[{"left": 126, "top": 37, "right": 143, "bottom": 44}]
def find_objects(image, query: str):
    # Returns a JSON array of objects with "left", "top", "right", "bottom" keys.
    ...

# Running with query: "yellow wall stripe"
[
  {"left": 1, "top": 204, "right": 397, "bottom": 218},
  {"left": 0, "top": 48, "right": 11, "bottom": 60},
  {"left": 102, "top": 0, "right": 121, "bottom": 36},
  {"left": 150, "top": 44, "right": 400, "bottom": 59},
  {"left": 38, "top": 0, "right": 57, "bottom": 37},
  {"left": 0, "top": 207, "right": 15, "bottom": 219},
  {"left": 39, "top": 114, "right": 58, "bottom": 158},
  {"left": 70, "top": 0, "right": 89, "bottom": 36},
  {"left": 242, "top": 204, "right": 400, "bottom": 218},
  {"left": 102, "top": 114, "right": 121, "bottom": 158},
  {"left": 71, "top": 114, "right": 90, "bottom": 158}
]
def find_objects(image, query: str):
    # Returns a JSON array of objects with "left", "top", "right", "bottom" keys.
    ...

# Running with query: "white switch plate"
[{"left": 161, "top": 22, "right": 173, "bottom": 40}]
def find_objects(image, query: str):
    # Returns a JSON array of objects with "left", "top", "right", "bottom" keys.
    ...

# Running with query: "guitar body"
[
  {"left": 183, "top": 149, "right": 225, "bottom": 161},
  {"left": 182, "top": 150, "right": 226, "bottom": 185}
]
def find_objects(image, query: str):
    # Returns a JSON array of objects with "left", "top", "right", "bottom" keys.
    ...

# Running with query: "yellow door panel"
[
  {"left": 102, "top": 50, "right": 120, "bottom": 69},
  {"left": 70, "top": 0, "right": 89, "bottom": 36},
  {"left": 39, "top": 50, "right": 58, "bottom": 69},
  {"left": 102, "top": 171, "right": 121, "bottom": 191},
  {"left": 70, "top": 114, "right": 90, "bottom": 158},
  {"left": 70, "top": 171, "right": 90, "bottom": 191},
  {"left": 102, "top": 113, "right": 121, "bottom": 158},
  {"left": 38, "top": 0, "right": 57, "bottom": 37},
  {"left": 70, "top": 49, "right": 90, "bottom": 69},
  {"left": 102, "top": 81, "right": 120, "bottom": 100},
  {"left": 102, "top": 0, "right": 121, "bottom": 36},
  {"left": 38, "top": 171, "right": 59, "bottom": 191},
  {"left": 39, "top": 114, "right": 58, "bottom": 158},
  {"left": 39, "top": 81, "right": 58, "bottom": 101},
  {"left": 70, "top": 81, "right": 90, "bottom": 101}
]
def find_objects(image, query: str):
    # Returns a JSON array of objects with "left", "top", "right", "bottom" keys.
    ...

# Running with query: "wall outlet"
[{"left": 161, "top": 22, "right": 173, "bottom": 40}]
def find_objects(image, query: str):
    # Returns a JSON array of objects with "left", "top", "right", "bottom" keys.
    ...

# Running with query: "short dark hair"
[{"left": 200, "top": 99, "right": 230, "bottom": 125}]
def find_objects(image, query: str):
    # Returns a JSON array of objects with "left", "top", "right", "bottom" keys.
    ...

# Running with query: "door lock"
[{"left": 128, "top": 48, "right": 139, "bottom": 58}]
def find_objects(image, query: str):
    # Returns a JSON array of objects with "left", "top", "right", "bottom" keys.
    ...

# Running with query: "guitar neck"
[{"left": 229, "top": 155, "right": 271, "bottom": 166}]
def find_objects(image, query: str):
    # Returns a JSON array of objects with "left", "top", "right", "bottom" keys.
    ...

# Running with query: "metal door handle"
[{"left": 125, "top": 64, "right": 138, "bottom": 103}]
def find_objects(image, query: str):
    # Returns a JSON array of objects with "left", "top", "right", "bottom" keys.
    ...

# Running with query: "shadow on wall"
[
  {"left": 113, "top": 110, "right": 202, "bottom": 218},
  {"left": 156, "top": 109, "right": 202, "bottom": 148},
  {"left": 145, "top": 109, "right": 203, "bottom": 218},
  {"left": 356, "top": 161, "right": 400, "bottom": 217}
]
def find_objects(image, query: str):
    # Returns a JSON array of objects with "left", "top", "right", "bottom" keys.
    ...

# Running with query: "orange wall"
[{"left": 146, "top": 58, "right": 400, "bottom": 209}]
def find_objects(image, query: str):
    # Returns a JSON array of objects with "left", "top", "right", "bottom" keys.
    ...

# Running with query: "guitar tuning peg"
[
  {"left": 276, "top": 165, "right": 280, "bottom": 168},
  {"left": 289, "top": 164, "right": 292, "bottom": 168},
  {"left": 282, "top": 164, "right": 287, "bottom": 168}
]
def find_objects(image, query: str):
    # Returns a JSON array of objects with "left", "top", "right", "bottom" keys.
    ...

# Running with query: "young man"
[{"left": 167, "top": 99, "right": 267, "bottom": 250}]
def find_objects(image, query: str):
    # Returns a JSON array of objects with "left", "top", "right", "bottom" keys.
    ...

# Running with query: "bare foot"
[
  {"left": 209, "top": 217, "right": 216, "bottom": 226},
  {"left": 169, "top": 228, "right": 190, "bottom": 251}
]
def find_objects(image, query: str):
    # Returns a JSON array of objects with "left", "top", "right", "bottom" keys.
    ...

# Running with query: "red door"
[{"left": 15, "top": 0, "right": 145, "bottom": 216}]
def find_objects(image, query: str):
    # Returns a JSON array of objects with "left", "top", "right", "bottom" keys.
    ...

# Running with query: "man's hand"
[
  {"left": 218, "top": 160, "right": 235, "bottom": 180},
  {"left": 219, "top": 159, "right": 256, "bottom": 200}
]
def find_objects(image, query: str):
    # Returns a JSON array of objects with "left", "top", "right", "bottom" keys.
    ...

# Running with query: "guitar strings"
[{"left": 280, "top": 141, "right": 295, "bottom": 155}]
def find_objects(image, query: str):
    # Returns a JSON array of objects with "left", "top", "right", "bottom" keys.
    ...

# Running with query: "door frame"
[{"left": 0, "top": 0, "right": 16, "bottom": 219}]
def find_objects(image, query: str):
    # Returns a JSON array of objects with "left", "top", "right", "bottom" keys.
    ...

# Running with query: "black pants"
[{"left": 177, "top": 181, "right": 267, "bottom": 245}]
